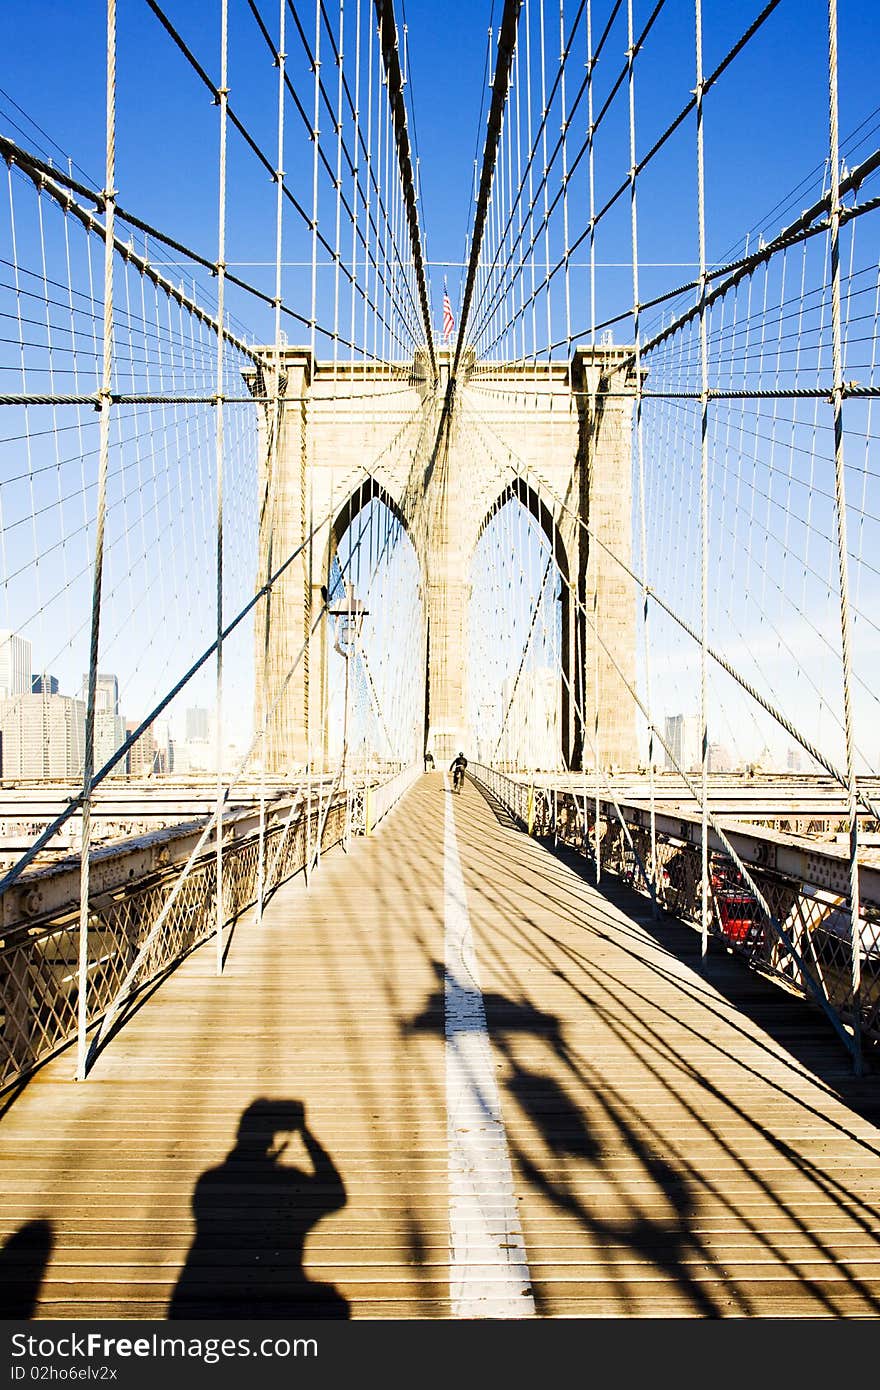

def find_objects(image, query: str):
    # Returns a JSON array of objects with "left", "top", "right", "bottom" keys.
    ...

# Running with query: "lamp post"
[{"left": 328, "top": 589, "right": 368, "bottom": 846}]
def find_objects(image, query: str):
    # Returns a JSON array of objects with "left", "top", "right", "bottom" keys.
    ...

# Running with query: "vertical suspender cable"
[
  {"left": 362, "top": 10, "right": 373, "bottom": 390},
  {"left": 559, "top": 1, "right": 571, "bottom": 358},
  {"left": 827, "top": 0, "right": 862, "bottom": 1073},
  {"left": 695, "top": 0, "right": 710, "bottom": 964},
  {"left": 77, "top": 0, "right": 116, "bottom": 1080},
  {"left": 333, "top": 0, "right": 345, "bottom": 799},
  {"left": 579, "top": 6, "right": 600, "bottom": 860},
  {"left": 559, "top": 1, "right": 576, "bottom": 790},
  {"left": 349, "top": 0, "right": 362, "bottom": 369},
  {"left": 259, "top": 0, "right": 288, "bottom": 927},
  {"left": 371, "top": 52, "right": 382, "bottom": 366},
  {"left": 589, "top": 3, "right": 600, "bottom": 881},
  {"left": 539, "top": 0, "right": 551, "bottom": 370},
  {"left": 513, "top": 39, "right": 527, "bottom": 366},
  {"left": 587, "top": 0, "right": 596, "bottom": 344},
  {"left": 593, "top": 583, "right": 600, "bottom": 881},
  {"left": 628, "top": 0, "right": 656, "bottom": 910},
  {"left": 307, "top": 0, "right": 322, "bottom": 879},
  {"left": 214, "top": 0, "right": 229, "bottom": 975},
  {"left": 525, "top": 2, "right": 538, "bottom": 381}
]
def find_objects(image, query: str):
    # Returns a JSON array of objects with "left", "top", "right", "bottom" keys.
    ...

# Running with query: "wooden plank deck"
[{"left": 1, "top": 772, "right": 879, "bottom": 1318}]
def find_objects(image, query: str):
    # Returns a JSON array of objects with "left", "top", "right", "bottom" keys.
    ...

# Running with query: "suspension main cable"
[{"left": 453, "top": 0, "right": 523, "bottom": 379}]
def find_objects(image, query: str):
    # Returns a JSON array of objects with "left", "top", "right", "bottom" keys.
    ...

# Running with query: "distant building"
[
  {"left": 173, "top": 738, "right": 214, "bottom": 775},
  {"left": 0, "top": 693, "right": 85, "bottom": 779},
  {"left": 707, "top": 742, "right": 734, "bottom": 774},
  {"left": 31, "top": 673, "right": 59, "bottom": 695},
  {"left": 0, "top": 630, "right": 33, "bottom": 701},
  {"left": 82, "top": 673, "right": 119, "bottom": 716},
  {"left": 185, "top": 706, "right": 210, "bottom": 742},
  {"left": 756, "top": 745, "right": 778, "bottom": 773},
  {"left": 664, "top": 713, "right": 702, "bottom": 773},
  {"left": 126, "top": 721, "right": 157, "bottom": 777},
  {"left": 152, "top": 718, "right": 174, "bottom": 775},
  {"left": 95, "top": 710, "right": 127, "bottom": 776}
]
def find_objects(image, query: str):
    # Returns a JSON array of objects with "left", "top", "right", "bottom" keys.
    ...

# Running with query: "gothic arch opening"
[
  {"left": 469, "top": 478, "right": 573, "bottom": 772},
  {"left": 326, "top": 480, "right": 424, "bottom": 771}
]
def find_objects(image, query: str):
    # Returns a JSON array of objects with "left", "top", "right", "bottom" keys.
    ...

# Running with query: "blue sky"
[
  {"left": 3, "top": 0, "right": 878, "bottom": 337},
  {"left": 1, "top": 2, "right": 878, "bottom": 770}
]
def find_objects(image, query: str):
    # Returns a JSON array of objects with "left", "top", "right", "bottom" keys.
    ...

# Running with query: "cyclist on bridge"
[{"left": 450, "top": 751, "right": 468, "bottom": 793}]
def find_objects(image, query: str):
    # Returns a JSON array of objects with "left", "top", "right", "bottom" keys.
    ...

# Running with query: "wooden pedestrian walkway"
[{"left": 1, "top": 773, "right": 879, "bottom": 1318}]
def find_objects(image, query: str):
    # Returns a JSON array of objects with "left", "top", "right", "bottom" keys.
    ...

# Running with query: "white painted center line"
[{"left": 444, "top": 774, "right": 535, "bottom": 1319}]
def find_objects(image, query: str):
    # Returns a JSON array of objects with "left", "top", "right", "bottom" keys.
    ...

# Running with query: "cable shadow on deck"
[
  {"left": 405, "top": 969, "right": 728, "bottom": 1316},
  {"left": 469, "top": 777, "right": 880, "bottom": 1111},
  {"left": 168, "top": 1099, "right": 349, "bottom": 1319},
  {"left": 444, "top": 805, "right": 880, "bottom": 1314}
]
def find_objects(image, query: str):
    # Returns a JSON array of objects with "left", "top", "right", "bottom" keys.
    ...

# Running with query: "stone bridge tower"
[{"left": 249, "top": 345, "right": 639, "bottom": 772}]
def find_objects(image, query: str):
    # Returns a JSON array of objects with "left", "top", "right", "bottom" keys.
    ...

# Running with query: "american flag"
[{"left": 442, "top": 283, "right": 455, "bottom": 343}]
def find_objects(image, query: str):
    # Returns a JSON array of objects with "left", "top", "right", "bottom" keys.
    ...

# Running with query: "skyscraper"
[
  {"left": 94, "top": 710, "right": 127, "bottom": 774},
  {"left": 31, "top": 673, "right": 59, "bottom": 695},
  {"left": 0, "top": 695, "right": 85, "bottom": 779},
  {"left": 126, "top": 721, "right": 157, "bottom": 777},
  {"left": 664, "top": 713, "right": 702, "bottom": 774},
  {"left": 82, "top": 673, "right": 120, "bottom": 716},
  {"left": 185, "top": 706, "right": 210, "bottom": 742},
  {"left": 0, "top": 630, "right": 33, "bottom": 701}
]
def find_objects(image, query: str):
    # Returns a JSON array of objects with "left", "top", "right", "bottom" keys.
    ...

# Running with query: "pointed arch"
[{"left": 471, "top": 476, "right": 575, "bottom": 770}]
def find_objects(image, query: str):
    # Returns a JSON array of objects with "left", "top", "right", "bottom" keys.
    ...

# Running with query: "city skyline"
[{"left": 0, "top": 627, "right": 243, "bottom": 778}]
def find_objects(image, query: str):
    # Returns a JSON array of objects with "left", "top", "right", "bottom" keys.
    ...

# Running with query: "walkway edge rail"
[
  {"left": 0, "top": 766, "right": 416, "bottom": 1091},
  {"left": 469, "top": 764, "right": 880, "bottom": 1061}
]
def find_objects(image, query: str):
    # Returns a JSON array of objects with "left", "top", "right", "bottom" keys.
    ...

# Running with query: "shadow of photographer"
[{"left": 169, "top": 1098, "right": 349, "bottom": 1318}]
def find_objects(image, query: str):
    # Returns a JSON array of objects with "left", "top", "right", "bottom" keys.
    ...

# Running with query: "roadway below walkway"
[{"left": 1, "top": 772, "right": 879, "bottom": 1317}]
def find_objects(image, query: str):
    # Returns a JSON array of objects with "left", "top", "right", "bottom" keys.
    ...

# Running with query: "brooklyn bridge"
[{"left": 0, "top": 0, "right": 879, "bottom": 1320}]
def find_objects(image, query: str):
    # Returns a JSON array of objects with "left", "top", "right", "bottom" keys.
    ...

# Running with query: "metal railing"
[
  {"left": 349, "top": 761, "right": 422, "bottom": 835},
  {"left": 470, "top": 764, "right": 880, "bottom": 1061},
  {"left": 0, "top": 763, "right": 422, "bottom": 1090}
]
